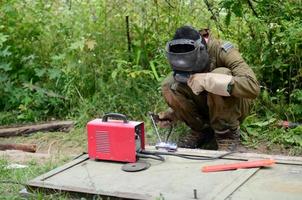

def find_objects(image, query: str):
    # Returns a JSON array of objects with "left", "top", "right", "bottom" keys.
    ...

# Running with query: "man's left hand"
[{"left": 187, "top": 73, "right": 234, "bottom": 96}]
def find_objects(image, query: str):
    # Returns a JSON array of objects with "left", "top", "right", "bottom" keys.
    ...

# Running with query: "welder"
[{"left": 158, "top": 26, "right": 260, "bottom": 150}]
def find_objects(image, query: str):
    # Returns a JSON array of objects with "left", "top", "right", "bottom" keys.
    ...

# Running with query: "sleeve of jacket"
[{"left": 220, "top": 47, "right": 260, "bottom": 99}]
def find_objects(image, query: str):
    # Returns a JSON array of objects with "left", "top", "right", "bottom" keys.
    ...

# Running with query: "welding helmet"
[{"left": 165, "top": 37, "right": 209, "bottom": 83}]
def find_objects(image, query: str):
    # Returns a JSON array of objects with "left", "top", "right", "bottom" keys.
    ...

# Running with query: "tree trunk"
[
  {"left": 0, "top": 121, "right": 74, "bottom": 137},
  {"left": 0, "top": 144, "right": 37, "bottom": 153}
]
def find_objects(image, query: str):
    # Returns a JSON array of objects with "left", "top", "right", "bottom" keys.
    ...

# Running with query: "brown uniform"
[{"left": 161, "top": 36, "right": 260, "bottom": 132}]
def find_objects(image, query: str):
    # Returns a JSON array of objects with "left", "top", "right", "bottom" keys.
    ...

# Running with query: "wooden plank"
[{"left": 0, "top": 121, "right": 74, "bottom": 137}]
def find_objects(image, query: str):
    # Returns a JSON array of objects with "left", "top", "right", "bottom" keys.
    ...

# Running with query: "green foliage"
[
  {"left": 0, "top": 0, "right": 301, "bottom": 150},
  {"left": 242, "top": 115, "right": 302, "bottom": 153},
  {"left": 0, "top": 0, "right": 209, "bottom": 123},
  {"left": 219, "top": 0, "right": 302, "bottom": 95}
]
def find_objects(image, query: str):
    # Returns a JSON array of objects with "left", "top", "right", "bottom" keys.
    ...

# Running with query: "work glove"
[
  {"left": 157, "top": 108, "right": 178, "bottom": 128},
  {"left": 187, "top": 73, "right": 234, "bottom": 96}
]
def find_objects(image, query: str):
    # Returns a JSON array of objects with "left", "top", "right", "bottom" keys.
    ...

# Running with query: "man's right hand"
[{"left": 157, "top": 108, "right": 178, "bottom": 128}]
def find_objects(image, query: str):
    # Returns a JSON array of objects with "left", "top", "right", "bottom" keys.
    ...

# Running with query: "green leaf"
[
  {"left": 0, "top": 46, "right": 12, "bottom": 57},
  {"left": 111, "top": 70, "right": 118, "bottom": 79},
  {"left": 225, "top": 10, "right": 232, "bottom": 26},
  {"left": 0, "top": 33, "right": 8, "bottom": 47},
  {"left": 135, "top": 50, "right": 141, "bottom": 65},
  {"left": 149, "top": 61, "right": 160, "bottom": 81},
  {"left": 51, "top": 54, "right": 65, "bottom": 61},
  {"left": 0, "top": 62, "right": 12, "bottom": 71},
  {"left": 35, "top": 68, "right": 47, "bottom": 77},
  {"left": 48, "top": 68, "right": 61, "bottom": 80},
  {"left": 231, "top": 1, "right": 243, "bottom": 17},
  {"left": 251, "top": 118, "right": 276, "bottom": 127},
  {"left": 69, "top": 39, "right": 85, "bottom": 51}
]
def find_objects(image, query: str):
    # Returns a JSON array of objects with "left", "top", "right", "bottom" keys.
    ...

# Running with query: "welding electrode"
[{"left": 148, "top": 112, "right": 162, "bottom": 143}]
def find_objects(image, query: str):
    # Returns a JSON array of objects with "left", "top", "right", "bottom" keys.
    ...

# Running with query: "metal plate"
[
  {"left": 26, "top": 148, "right": 302, "bottom": 200},
  {"left": 227, "top": 164, "right": 302, "bottom": 200},
  {"left": 122, "top": 161, "right": 151, "bottom": 172}
]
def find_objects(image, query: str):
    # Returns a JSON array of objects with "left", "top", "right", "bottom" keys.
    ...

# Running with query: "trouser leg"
[
  {"left": 207, "top": 67, "right": 252, "bottom": 132},
  {"left": 161, "top": 74, "right": 209, "bottom": 132}
]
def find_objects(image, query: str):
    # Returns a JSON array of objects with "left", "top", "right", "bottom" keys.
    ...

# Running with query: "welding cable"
[
  {"left": 165, "top": 124, "right": 173, "bottom": 142},
  {"left": 137, "top": 152, "right": 165, "bottom": 162},
  {"left": 155, "top": 151, "right": 234, "bottom": 160},
  {"left": 140, "top": 150, "right": 235, "bottom": 161}
]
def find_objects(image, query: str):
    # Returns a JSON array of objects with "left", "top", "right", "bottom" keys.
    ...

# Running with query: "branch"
[
  {"left": 164, "top": 0, "right": 174, "bottom": 8},
  {"left": 247, "top": 0, "right": 259, "bottom": 18},
  {"left": 125, "top": 16, "right": 132, "bottom": 60},
  {"left": 203, "top": 0, "right": 224, "bottom": 32},
  {"left": 0, "top": 121, "right": 74, "bottom": 137}
]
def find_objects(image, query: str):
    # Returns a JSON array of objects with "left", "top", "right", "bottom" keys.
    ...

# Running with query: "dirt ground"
[
  {"left": 0, "top": 127, "right": 299, "bottom": 165},
  {"left": 0, "top": 128, "right": 86, "bottom": 164}
]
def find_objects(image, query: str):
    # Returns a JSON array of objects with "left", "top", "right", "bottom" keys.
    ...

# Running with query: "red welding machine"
[{"left": 87, "top": 113, "right": 145, "bottom": 163}]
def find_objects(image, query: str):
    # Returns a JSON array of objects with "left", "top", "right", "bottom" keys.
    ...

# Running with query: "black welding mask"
[{"left": 165, "top": 37, "right": 209, "bottom": 83}]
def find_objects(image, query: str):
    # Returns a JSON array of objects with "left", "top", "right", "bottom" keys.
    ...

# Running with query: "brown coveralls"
[{"left": 161, "top": 36, "right": 260, "bottom": 132}]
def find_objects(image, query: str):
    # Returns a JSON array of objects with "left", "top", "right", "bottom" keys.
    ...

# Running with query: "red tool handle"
[{"left": 202, "top": 159, "right": 275, "bottom": 172}]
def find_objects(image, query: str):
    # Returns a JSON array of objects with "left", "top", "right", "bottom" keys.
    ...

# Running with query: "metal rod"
[
  {"left": 148, "top": 112, "right": 162, "bottom": 143},
  {"left": 193, "top": 189, "right": 198, "bottom": 199}
]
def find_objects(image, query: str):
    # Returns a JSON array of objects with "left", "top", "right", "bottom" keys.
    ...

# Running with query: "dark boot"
[
  {"left": 215, "top": 128, "right": 243, "bottom": 151},
  {"left": 178, "top": 127, "right": 217, "bottom": 149}
]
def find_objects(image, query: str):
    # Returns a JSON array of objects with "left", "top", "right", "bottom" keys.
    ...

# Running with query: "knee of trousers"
[
  {"left": 210, "top": 67, "right": 232, "bottom": 75},
  {"left": 161, "top": 75, "right": 193, "bottom": 108},
  {"left": 162, "top": 82, "right": 209, "bottom": 131},
  {"left": 162, "top": 80, "right": 187, "bottom": 109},
  {"left": 162, "top": 83, "right": 175, "bottom": 108},
  {"left": 207, "top": 93, "right": 251, "bottom": 131}
]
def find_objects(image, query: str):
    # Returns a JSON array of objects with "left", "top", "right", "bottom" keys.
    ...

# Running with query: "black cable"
[
  {"left": 140, "top": 150, "right": 235, "bottom": 161},
  {"left": 137, "top": 152, "right": 165, "bottom": 162}
]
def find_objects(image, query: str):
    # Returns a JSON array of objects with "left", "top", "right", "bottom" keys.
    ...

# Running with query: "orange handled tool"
[{"left": 202, "top": 159, "right": 275, "bottom": 172}]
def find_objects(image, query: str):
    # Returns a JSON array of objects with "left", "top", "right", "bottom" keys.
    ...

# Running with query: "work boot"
[
  {"left": 178, "top": 127, "right": 217, "bottom": 149},
  {"left": 215, "top": 127, "right": 242, "bottom": 151}
]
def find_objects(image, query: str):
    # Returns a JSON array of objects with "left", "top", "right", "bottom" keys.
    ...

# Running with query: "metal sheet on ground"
[
  {"left": 26, "top": 149, "right": 302, "bottom": 200},
  {"left": 27, "top": 154, "right": 258, "bottom": 200},
  {"left": 227, "top": 164, "right": 302, "bottom": 200}
]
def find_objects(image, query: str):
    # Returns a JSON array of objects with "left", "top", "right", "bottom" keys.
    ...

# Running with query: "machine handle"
[{"left": 102, "top": 113, "right": 128, "bottom": 123}]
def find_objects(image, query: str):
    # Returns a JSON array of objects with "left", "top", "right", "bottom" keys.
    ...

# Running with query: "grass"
[
  {"left": 0, "top": 128, "right": 87, "bottom": 199},
  {"left": 0, "top": 157, "right": 72, "bottom": 200}
]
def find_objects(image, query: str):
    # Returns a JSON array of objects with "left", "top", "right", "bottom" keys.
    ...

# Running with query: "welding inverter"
[{"left": 87, "top": 113, "right": 145, "bottom": 163}]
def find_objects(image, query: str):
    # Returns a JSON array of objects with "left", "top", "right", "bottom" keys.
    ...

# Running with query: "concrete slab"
[{"left": 27, "top": 148, "right": 302, "bottom": 200}]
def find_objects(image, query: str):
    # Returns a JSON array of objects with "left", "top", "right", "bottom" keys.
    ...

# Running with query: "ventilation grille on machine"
[{"left": 95, "top": 131, "right": 110, "bottom": 153}]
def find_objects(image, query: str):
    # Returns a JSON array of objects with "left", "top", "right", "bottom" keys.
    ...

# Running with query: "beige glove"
[
  {"left": 187, "top": 73, "right": 234, "bottom": 96},
  {"left": 157, "top": 108, "right": 178, "bottom": 128}
]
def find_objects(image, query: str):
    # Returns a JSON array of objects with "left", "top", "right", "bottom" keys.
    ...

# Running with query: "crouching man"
[{"left": 158, "top": 26, "right": 260, "bottom": 150}]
